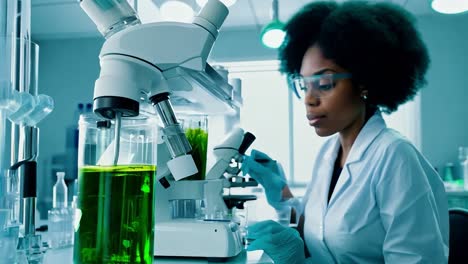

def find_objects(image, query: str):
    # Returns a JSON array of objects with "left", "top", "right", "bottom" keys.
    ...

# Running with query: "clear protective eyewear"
[{"left": 288, "top": 72, "right": 352, "bottom": 99}]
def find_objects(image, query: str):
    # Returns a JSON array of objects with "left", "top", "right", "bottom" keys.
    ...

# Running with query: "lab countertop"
[
  {"left": 43, "top": 246, "right": 273, "bottom": 264},
  {"left": 446, "top": 190, "right": 468, "bottom": 196},
  {"left": 35, "top": 219, "right": 272, "bottom": 264}
]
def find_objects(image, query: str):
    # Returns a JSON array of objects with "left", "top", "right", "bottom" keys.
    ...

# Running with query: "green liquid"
[
  {"left": 184, "top": 128, "right": 208, "bottom": 181},
  {"left": 74, "top": 165, "right": 156, "bottom": 264}
]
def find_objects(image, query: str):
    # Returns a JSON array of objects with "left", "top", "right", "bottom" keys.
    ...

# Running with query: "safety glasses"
[{"left": 288, "top": 72, "right": 352, "bottom": 99}]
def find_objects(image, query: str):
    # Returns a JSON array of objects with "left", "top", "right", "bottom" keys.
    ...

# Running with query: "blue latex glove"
[
  {"left": 246, "top": 220, "right": 306, "bottom": 264},
  {"left": 250, "top": 149, "right": 280, "bottom": 174},
  {"left": 241, "top": 150, "right": 287, "bottom": 209}
]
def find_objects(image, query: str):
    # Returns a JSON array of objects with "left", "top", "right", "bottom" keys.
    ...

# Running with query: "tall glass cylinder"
[
  {"left": 74, "top": 113, "right": 158, "bottom": 264},
  {"left": 179, "top": 115, "right": 208, "bottom": 181}
]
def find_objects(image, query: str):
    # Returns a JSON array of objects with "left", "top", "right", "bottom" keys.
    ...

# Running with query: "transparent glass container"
[
  {"left": 74, "top": 113, "right": 158, "bottom": 264},
  {"left": 170, "top": 199, "right": 204, "bottom": 219},
  {"left": 179, "top": 115, "right": 208, "bottom": 181},
  {"left": 48, "top": 171, "right": 73, "bottom": 249}
]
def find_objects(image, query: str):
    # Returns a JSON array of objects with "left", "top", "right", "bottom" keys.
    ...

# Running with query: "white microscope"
[
  {"left": 80, "top": 0, "right": 255, "bottom": 259},
  {"left": 154, "top": 127, "right": 256, "bottom": 258}
]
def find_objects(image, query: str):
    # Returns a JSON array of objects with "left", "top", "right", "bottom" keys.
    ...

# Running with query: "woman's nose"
[{"left": 304, "top": 92, "right": 320, "bottom": 107}]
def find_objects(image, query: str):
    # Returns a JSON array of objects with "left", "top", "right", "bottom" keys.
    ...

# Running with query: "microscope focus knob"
[{"left": 238, "top": 132, "right": 256, "bottom": 155}]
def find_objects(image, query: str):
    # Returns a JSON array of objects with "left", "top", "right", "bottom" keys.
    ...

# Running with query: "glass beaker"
[
  {"left": 179, "top": 115, "right": 208, "bottom": 181},
  {"left": 74, "top": 113, "right": 158, "bottom": 264}
]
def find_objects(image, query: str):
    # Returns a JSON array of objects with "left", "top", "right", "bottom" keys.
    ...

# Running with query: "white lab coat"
[{"left": 301, "top": 112, "right": 449, "bottom": 263}]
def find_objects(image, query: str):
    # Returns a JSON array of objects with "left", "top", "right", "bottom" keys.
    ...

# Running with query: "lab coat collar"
[
  {"left": 322, "top": 136, "right": 341, "bottom": 165},
  {"left": 320, "top": 111, "right": 386, "bottom": 165},
  {"left": 345, "top": 111, "right": 386, "bottom": 164}
]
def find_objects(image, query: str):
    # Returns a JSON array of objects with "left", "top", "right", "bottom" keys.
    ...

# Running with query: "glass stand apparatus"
[
  {"left": 74, "top": 113, "right": 158, "bottom": 264},
  {"left": 2, "top": 0, "right": 54, "bottom": 262}
]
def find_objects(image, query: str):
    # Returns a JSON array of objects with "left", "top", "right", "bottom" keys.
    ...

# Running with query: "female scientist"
[{"left": 241, "top": 1, "right": 449, "bottom": 263}]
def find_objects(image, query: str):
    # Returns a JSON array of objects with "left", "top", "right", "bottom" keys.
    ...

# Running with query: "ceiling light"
[
  {"left": 196, "top": 0, "right": 237, "bottom": 7},
  {"left": 261, "top": 21, "right": 286, "bottom": 49},
  {"left": 160, "top": 0, "right": 194, "bottom": 23},
  {"left": 431, "top": 0, "right": 468, "bottom": 14},
  {"left": 260, "top": 0, "right": 285, "bottom": 49}
]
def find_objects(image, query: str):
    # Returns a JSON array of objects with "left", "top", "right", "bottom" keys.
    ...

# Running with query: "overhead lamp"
[
  {"left": 431, "top": 0, "right": 468, "bottom": 14},
  {"left": 160, "top": 0, "right": 194, "bottom": 23},
  {"left": 260, "top": 0, "right": 285, "bottom": 49},
  {"left": 196, "top": 0, "right": 237, "bottom": 7}
]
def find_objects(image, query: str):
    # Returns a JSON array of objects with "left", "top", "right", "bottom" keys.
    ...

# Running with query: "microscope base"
[{"left": 154, "top": 219, "right": 243, "bottom": 258}]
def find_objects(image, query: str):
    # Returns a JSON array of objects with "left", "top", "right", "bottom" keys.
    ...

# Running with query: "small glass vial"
[
  {"left": 49, "top": 172, "right": 73, "bottom": 248},
  {"left": 53, "top": 172, "right": 67, "bottom": 208},
  {"left": 443, "top": 163, "right": 455, "bottom": 182}
]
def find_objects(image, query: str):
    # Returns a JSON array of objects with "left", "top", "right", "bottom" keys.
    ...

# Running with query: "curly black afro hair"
[{"left": 279, "top": 1, "right": 429, "bottom": 113}]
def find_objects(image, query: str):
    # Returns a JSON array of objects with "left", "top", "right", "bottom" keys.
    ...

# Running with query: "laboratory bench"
[
  {"left": 39, "top": 189, "right": 467, "bottom": 263},
  {"left": 43, "top": 246, "right": 273, "bottom": 264},
  {"left": 33, "top": 217, "right": 273, "bottom": 264},
  {"left": 446, "top": 189, "right": 468, "bottom": 209}
]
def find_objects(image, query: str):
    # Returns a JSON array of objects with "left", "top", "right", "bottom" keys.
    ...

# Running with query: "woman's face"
[{"left": 300, "top": 45, "right": 366, "bottom": 137}]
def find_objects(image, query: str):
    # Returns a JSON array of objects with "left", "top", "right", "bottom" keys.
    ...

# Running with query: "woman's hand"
[
  {"left": 241, "top": 150, "right": 287, "bottom": 209},
  {"left": 246, "top": 220, "right": 306, "bottom": 264}
]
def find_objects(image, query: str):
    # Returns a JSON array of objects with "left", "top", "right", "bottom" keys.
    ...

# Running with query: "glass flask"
[
  {"left": 179, "top": 115, "right": 208, "bottom": 181},
  {"left": 74, "top": 113, "right": 158, "bottom": 264}
]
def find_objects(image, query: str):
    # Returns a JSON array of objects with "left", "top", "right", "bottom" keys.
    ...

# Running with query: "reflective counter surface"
[{"left": 43, "top": 246, "right": 273, "bottom": 264}]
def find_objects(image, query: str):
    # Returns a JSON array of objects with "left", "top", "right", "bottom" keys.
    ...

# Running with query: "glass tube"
[{"left": 0, "top": 0, "right": 19, "bottom": 171}]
